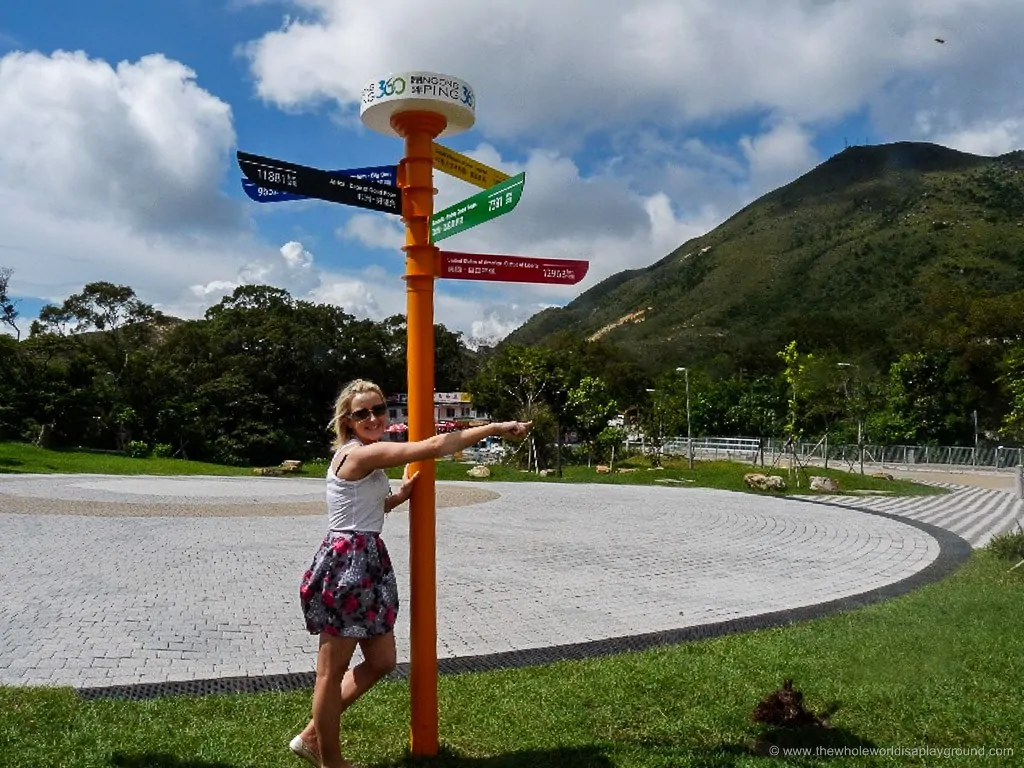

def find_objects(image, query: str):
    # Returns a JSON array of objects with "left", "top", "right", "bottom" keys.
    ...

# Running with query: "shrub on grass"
[
  {"left": 152, "top": 443, "right": 174, "bottom": 458},
  {"left": 751, "top": 679, "right": 834, "bottom": 728},
  {"left": 125, "top": 440, "right": 150, "bottom": 459},
  {"left": 986, "top": 525, "right": 1024, "bottom": 562}
]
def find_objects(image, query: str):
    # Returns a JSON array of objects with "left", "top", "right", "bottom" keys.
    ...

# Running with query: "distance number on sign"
[
  {"left": 255, "top": 168, "right": 298, "bottom": 188},
  {"left": 488, "top": 192, "right": 514, "bottom": 212},
  {"left": 543, "top": 269, "right": 576, "bottom": 280}
]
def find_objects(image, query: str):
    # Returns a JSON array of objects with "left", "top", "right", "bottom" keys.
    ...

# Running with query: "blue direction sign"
[
  {"left": 236, "top": 152, "right": 401, "bottom": 215},
  {"left": 241, "top": 164, "right": 397, "bottom": 203}
]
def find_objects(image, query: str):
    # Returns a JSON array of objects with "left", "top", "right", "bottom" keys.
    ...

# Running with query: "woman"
[{"left": 289, "top": 379, "right": 531, "bottom": 768}]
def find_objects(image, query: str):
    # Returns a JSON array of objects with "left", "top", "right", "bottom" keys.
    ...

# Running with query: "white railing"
[
  {"left": 627, "top": 436, "right": 761, "bottom": 462},
  {"left": 626, "top": 435, "right": 1023, "bottom": 470},
  {"left": 763, "top": 439, "right": 1023, "bottom": 470}
]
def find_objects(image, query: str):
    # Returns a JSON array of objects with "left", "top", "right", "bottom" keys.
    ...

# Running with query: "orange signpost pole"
[
  {"left": 360, "top": 72, "right": 477, "bottom": 756},
  {"left": 391, "top": 109, "right": 446, "bottom": 756}
]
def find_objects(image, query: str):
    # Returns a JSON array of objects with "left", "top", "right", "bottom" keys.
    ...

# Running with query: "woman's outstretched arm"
[{"left": 345, "top": 420, "right": 531, "bottom": 476}]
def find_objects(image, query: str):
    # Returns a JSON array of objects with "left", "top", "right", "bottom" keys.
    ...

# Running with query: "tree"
[
  {"left": 880, "top": 351, "right": 972, "bottom": 444},
  {"left": 0, "top": 335, "right": 26, "bottom": 437},
  {"left": 0, "top": 266, "right": 21, "bottom": 340},
  {"left": 638, "top": 388, "right": 669, "bottom": 466},
  {"left": 565, "top": 376, "right": 619, "bottom": 465},
  {"left": 796, "top": 356, "right": 856, "bottom": 440},
  {"left": 469, "top": 345, "right": 554, "bottom": 421},
  {"left": 377, "top": 315, "right": 478, "bottom": 393},
  {"left": 469, "top": 345, "right": 557, "bottom": 469},
  {"left": 777, "top": 340, "right": 814, "bottom": 441},
  {"left": 35, "top": 281, "right": 154, "bottom": 336},
  {"left": 30, "top": 282, "right": 158, "bottom": 450},
  {"left": 998, "top": 346, "right": 1024, "bottom": 444}
]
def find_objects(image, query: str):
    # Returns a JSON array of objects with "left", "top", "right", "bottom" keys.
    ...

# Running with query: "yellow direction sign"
[{"left": 432, "top": 142, "right": 510, "bottom": 189}]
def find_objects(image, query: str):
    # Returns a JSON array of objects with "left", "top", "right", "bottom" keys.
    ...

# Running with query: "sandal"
[{"left": 289, "top": 734, "right": 321, "bottom": 768}]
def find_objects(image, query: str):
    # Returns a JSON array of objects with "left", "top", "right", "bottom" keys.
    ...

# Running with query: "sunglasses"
[{"left": 348, "top": 403, "right": 387, "bottom": 422}]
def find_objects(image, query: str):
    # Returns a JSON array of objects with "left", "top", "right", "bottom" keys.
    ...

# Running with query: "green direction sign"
[{"left": 430, "top": 173, "right": 525, "bottom": 243}]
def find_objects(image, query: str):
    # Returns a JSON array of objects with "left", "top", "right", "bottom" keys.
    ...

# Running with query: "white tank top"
[{"left": 325, "top": 439, "right": 391, "bottom": 532}]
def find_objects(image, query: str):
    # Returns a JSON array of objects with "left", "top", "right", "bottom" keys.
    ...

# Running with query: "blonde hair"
[{"left": 329, "top": 379, "right": 386, "bottom": 450}]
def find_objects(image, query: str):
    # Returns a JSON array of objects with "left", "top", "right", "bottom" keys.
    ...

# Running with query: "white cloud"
[
  {"left": 189, "top": 240, "right": 321, "bottom": 304},
  {"left": 310, "top": 275, "right": 384, "bottom": 319},
  {"left": 0, "top": 50, "right": 239, "bottom": 233},
  {"left": 339, "top": 214, "right": 405, "bottom": 251},
  {"left": 931, "top": 119, "right": 1024, "bottom": 157},
  {"left": 188, "top": 280, "right": 240, "bottom": 301},
  {"left": 645, "top": 194, "right": 719, "bottom": 258},
  {"left": 0, "top": 49, "right": 261, "bottom": 317},
  {"left": 867, "top": 2, "right": 1024, "bottom": 154},
  {"left": 739, "top": 119, "right": 821, "bottom": 199},
  {"left": 280, "top": 240, "right": 313, "bottom": 268},
  {"left": 434, "top": 289, "right": 549, "bottom": 348},
  {"left": 244, "top": 0, "right": 1024, "bottom": 150}
]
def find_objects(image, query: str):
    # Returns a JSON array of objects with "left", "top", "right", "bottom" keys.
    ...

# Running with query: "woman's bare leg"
[
  {"left": 298, "top": 633, "right": 396, "bottom": 764},
  {"left": 303, "top": 634, "right": 357, "bottom": 767},
  {"left": 341, "top": 633, "right": 397, "bottom": 705}
]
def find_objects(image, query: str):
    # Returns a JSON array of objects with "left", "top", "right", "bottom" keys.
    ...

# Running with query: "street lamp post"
[
  {"left": 973, "top": 409, "right": 979, "bottom": 467},
  {"left": 646, "top": 388, "right": 663, "bottom": 467},
  {"left": 675, "top": 367, "right": 693, "bottom": 469},
  {"left": 837, "top": 362, "right": 863, "bottom": 475}
]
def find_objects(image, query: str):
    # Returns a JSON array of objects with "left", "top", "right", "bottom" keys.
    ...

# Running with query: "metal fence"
[
  {"left": 764, "top": 438, "right": 1022, "bottom": 469},
  {"left": 631, "top": 435, "right": 1024, "bottom": 470}
]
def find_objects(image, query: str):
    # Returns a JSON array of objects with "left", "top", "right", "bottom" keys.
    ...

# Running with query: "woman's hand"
[
  {"left": 392, "top": 466, "right": 420, "bottom": 506},
  {"left": 494, "top": 421, "right": 532, "bottom": 439}
]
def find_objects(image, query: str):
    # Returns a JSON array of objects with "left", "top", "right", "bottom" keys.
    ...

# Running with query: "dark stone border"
[{"left": 77, "top": 500, "right": 972, "bottom": 701}]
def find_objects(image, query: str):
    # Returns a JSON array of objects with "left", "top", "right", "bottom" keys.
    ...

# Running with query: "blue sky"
[{"left": 2, "top": 1, "right": 1022, "bottom": 344}]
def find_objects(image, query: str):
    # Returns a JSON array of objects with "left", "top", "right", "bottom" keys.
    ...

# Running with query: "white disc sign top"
[{"left": 361, "top": 71, "right": 476, "bottom": 138}]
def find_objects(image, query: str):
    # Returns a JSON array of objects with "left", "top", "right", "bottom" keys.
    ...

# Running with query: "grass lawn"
[
  {"left": 0, "top": 441, "right": 940, "bottom": 497},
  {"left": 0, "top": 442, "right": 260, "bottom": 477},
  {"left": 1, "top": 553, "right": 1021, "bottom": 767},
  {"left": 412, "top": 456, "right": 945, "bottom": 497}
]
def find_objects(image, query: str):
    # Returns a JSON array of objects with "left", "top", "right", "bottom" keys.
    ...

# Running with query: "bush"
[
  {"left": 125, "top": 440, "right": 150, "bottom": 459},
  {"left": 152, "top": 443, "right": 174, "bottom": 458},
  {"left": 986, "top": 525, "right": 1024, "bottom": 562},
  {"left": 593, "top": 426, "right": 627, "bottom": 463}
]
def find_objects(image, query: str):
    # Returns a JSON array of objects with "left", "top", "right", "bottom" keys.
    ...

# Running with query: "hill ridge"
[{"left": 506, "top": 141, "right": 1024, "bottom": 375}]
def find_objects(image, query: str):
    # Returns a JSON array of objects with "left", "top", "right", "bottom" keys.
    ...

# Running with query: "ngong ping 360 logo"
[
  {"left": 361, "top": 73, "right": 474, "bottom": 108},
  {"left": 361, "top": 76, "right": 406, "bottom": 104},
  {"left": 409, "top": 74, "right": 473, "bottom": 107}
]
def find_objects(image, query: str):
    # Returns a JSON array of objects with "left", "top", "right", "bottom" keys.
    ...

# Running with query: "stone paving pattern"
[
  {"left": 2, "top": 473, "right": 996, "bottom": 690},
  {"left": 823, "top": 482, "right": 1021, "bottom": 547}
]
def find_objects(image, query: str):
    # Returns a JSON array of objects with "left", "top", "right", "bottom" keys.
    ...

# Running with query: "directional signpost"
[
  {"left": 431, "top": 142, "right": 510, "bottom": 189},
  {"left": 430, "top": 172, "right": 525, "bottom": 242},
  {"left": 439, "top": 251, "right": 589, "bottom": 285},
  {"left": 239, "top": 69, "right": 589, "bottom": 758},
  {"left": 236, "top": 152, "right": 401, "bottom": 215},
  {"left": 241, "top": 164, "right": 397, "bottom": 203}
]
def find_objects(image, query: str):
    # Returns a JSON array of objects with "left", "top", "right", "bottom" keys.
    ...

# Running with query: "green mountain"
[{"left": 507, "top": 142, "right": 1024, "bottom": 375}]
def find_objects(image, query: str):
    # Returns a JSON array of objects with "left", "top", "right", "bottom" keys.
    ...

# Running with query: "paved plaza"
[{"left": 0, "top": 472, "right": 1019, "bottom": 694}]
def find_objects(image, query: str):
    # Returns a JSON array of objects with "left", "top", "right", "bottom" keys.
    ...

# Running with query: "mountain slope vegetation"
[{"left": 509, "top": 142, "right": 1024, "bottom": 377}]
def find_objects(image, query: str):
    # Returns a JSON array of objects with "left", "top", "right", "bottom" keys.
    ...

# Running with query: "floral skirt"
[{"left": 299, "top": 531, "right": 399, "bottom": 638}]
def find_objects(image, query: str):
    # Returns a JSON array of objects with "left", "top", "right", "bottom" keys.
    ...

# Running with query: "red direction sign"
[{"left": 439, "top": 251, "right": 589, "bottom": 285}]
